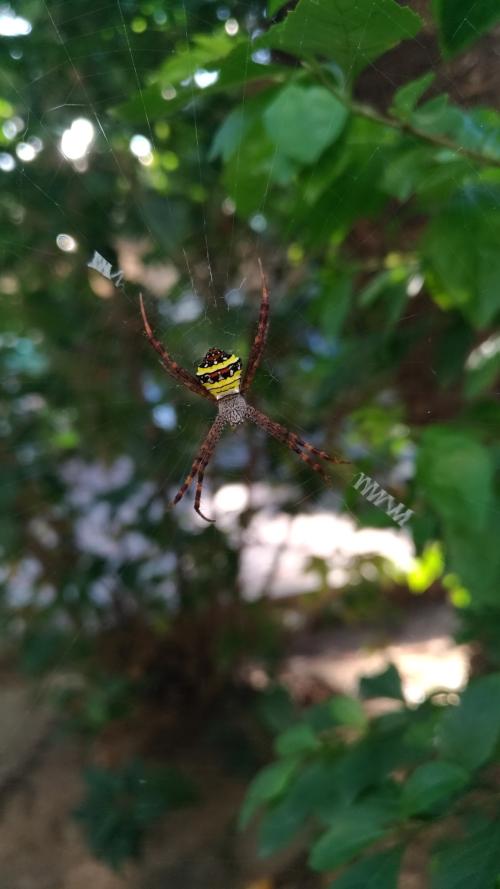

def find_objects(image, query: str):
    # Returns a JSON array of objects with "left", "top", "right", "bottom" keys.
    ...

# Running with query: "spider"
[{"left": 139, "top": 261, "right": 349, "bottom": 523}]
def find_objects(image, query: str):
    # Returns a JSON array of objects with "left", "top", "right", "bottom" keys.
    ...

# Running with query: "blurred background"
[{"left": 1, "top": 1, "right": 500, "bottom": 887}]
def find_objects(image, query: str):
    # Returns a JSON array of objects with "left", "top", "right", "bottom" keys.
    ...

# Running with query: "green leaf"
[
  {"left": 329, "top": 846, "right": 403, "bottom": 889},
  {"left": 269, "top": 0, "right": 286, "bottom": 15},
  {"left": 277, "top": 759, "right": 342, "bottom": 821},
  {"left": 359, "top": 664, "right": 404, "bottom": 701},
  {"left": 432, "top": 0, "right": 500, "bottom": 56},
  {"left": 437, "top": 673, "right": 500, "bottom": 770},
  {"left": 258, "top": 795, "right": 307, "bottom": 856},
  {"left": 443, "top": 511, "right": 500, "bottom": 606},
  {"left": 401, "top": 761, "right": 469, "bottom": 815},
  {"left": 292, "top": 115, "right": 395, "bottom": 244},
  {"left": 402, "top": 704, "right": 442, "bottom": 757},
  {"left": 416, "top": 422, "right": 500, "bottom": 605},
  {"left": 431, "top": 821, "right": 500, "bottom": 889},
  {"left": 315, "top": 723, "right": 417, "bottom": 807},
  {"left": 239, "top": 757, "right": 298, "bottom": 828},
  {"left": 222, "top": 119, "right": 297, "bottom": 215},
  {"left": 310, "top": 803, "right": 391, "bottom": 871},
  {"left": 209, "top": 109, "right": 248, "bottom": 163},
  {"left": 411, "top": 100, "right": 500, "bottom": 165},
  {"left": 391, "top": 72, "right": 435, "bottom": 120},
  {"left": 263, "top": 84, "right": 348, "bottom": 164},
  {"left": 305, "top": 700, "right": 341, "bottom": 732},
  {"left": 158, "top": 30, "right": 236, "bottom": 84},
  {"left": 417, "top": 426, "right": 494, "bottom": 531},
  {"left": 116, "top": 43, "right": 286, "bottom": 123},
  {"left": 329, "top": 695, "right": 367, "bottom": 729},
  {"left": 275, "top": 722, "right": 320, "bottom": 757},
  {"left": 256, "top": 759, "right": 349, "bottom": 858},
  {"left": 382, "top": 144, "right": 468, "bottom": 204},
  {"left": 423, "top": 187, "right": 500, "bottom": 328},
  {"left": 407, "top": 542, "right": 445, "bottom": 594},
  {"left": 465, "top": 343, "right": 500, "bottom": 399},
  {"left": 259, "top": 0, "right": 422, "bottom": 81},
  {"left": 209, "top": 86, "right": 282, "bottom": 164}
]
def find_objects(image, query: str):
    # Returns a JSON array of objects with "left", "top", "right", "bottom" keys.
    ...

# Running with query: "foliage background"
[{"left": 1, "top": 0, "right": 500, "bottom": 886}]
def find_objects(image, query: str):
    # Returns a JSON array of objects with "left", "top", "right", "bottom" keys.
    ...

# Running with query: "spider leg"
[
  {"left": 246, "top": 405, "right": 349, "bottom": 484},
  {"left": 241, "top": 259, "right": 270, "bottom": 395},
  {"left": 283, "top": 434, "right": 332, "bottom": 484},
  {"left": 293, "top": 437, "right": 350, "bottom": 466},
  {"left": 194, "top": 466, "right": 215, "bottom": 523},
  {"left": 193, "top": 418, "right": 226, "bottom": 522},
  {"left": 170, "top": 417, "right": 224, "bottom": 514},
  {"left": 139, "top": 294, "right": 214, "bottom": 402}
]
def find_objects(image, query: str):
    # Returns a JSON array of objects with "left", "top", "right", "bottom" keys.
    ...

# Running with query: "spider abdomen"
[
  {"left": 217, "top": 393, "right": 248, "bottom": 427},
  {"left": 196, "top": 348, "right": 242, "bottom": 399}
]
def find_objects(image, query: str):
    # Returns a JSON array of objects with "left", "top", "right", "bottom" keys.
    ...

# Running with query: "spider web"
[
  {"left": 0, "top": 0, "right": 499, "bottom": 883},
  {"left": 1, "top": 3, "right": 498, "bottom": 608},
  {"left": 2, "top": 3, "right": 499, "bottom": 645}
]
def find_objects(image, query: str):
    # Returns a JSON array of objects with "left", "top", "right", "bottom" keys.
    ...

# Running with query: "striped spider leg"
[
  {"left": 241, "top": 258, "right": 270, "bottom": 394},
  {"left": 171, "top": 417, "right": 225, "bottom": 523},
  {"left": 242, "top": 263, "right": 349, "bottom": 485},
  {"left": 139, "top": 294, "right": 214, "bottom": 403},
  {"left": 246, "top": 405, "right": 350, "bottom": 485}
]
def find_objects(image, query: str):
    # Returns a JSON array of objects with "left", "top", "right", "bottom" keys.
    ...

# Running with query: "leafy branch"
[{"left": 305, "top": 59, "right": 500, "bottom": 170}]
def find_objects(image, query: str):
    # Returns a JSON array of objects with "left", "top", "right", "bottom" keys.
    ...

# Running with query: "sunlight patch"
[
  {"left": 0, "top": 152, "right": 15, "bottom": 171},
  {"left": 56, "top": 233, "right": 78, "bottom": 252},
  {"left": 60, "top": 118, "right": 94, "bottom": 161},
  {"left": 194, "top": 69, "right": 219, "bottom": 89},
  {"left": 15, "top": 141, "right": 36, "bottom": 162},
  {"left": 0, "top": 8, "right": 31, "bottom": 36}
]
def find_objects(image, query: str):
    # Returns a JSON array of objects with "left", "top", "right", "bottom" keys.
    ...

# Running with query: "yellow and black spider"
[{"left": 140, "top": 261, "right": 349, "bottom": 523}]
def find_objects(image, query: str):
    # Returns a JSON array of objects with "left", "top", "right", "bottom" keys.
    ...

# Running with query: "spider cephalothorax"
[
  {"left": 139, "top": 260, "right": 349, "bottom": 523},
  {"left": 196, "top": 348, "right": 242, "bottom": 398}
]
